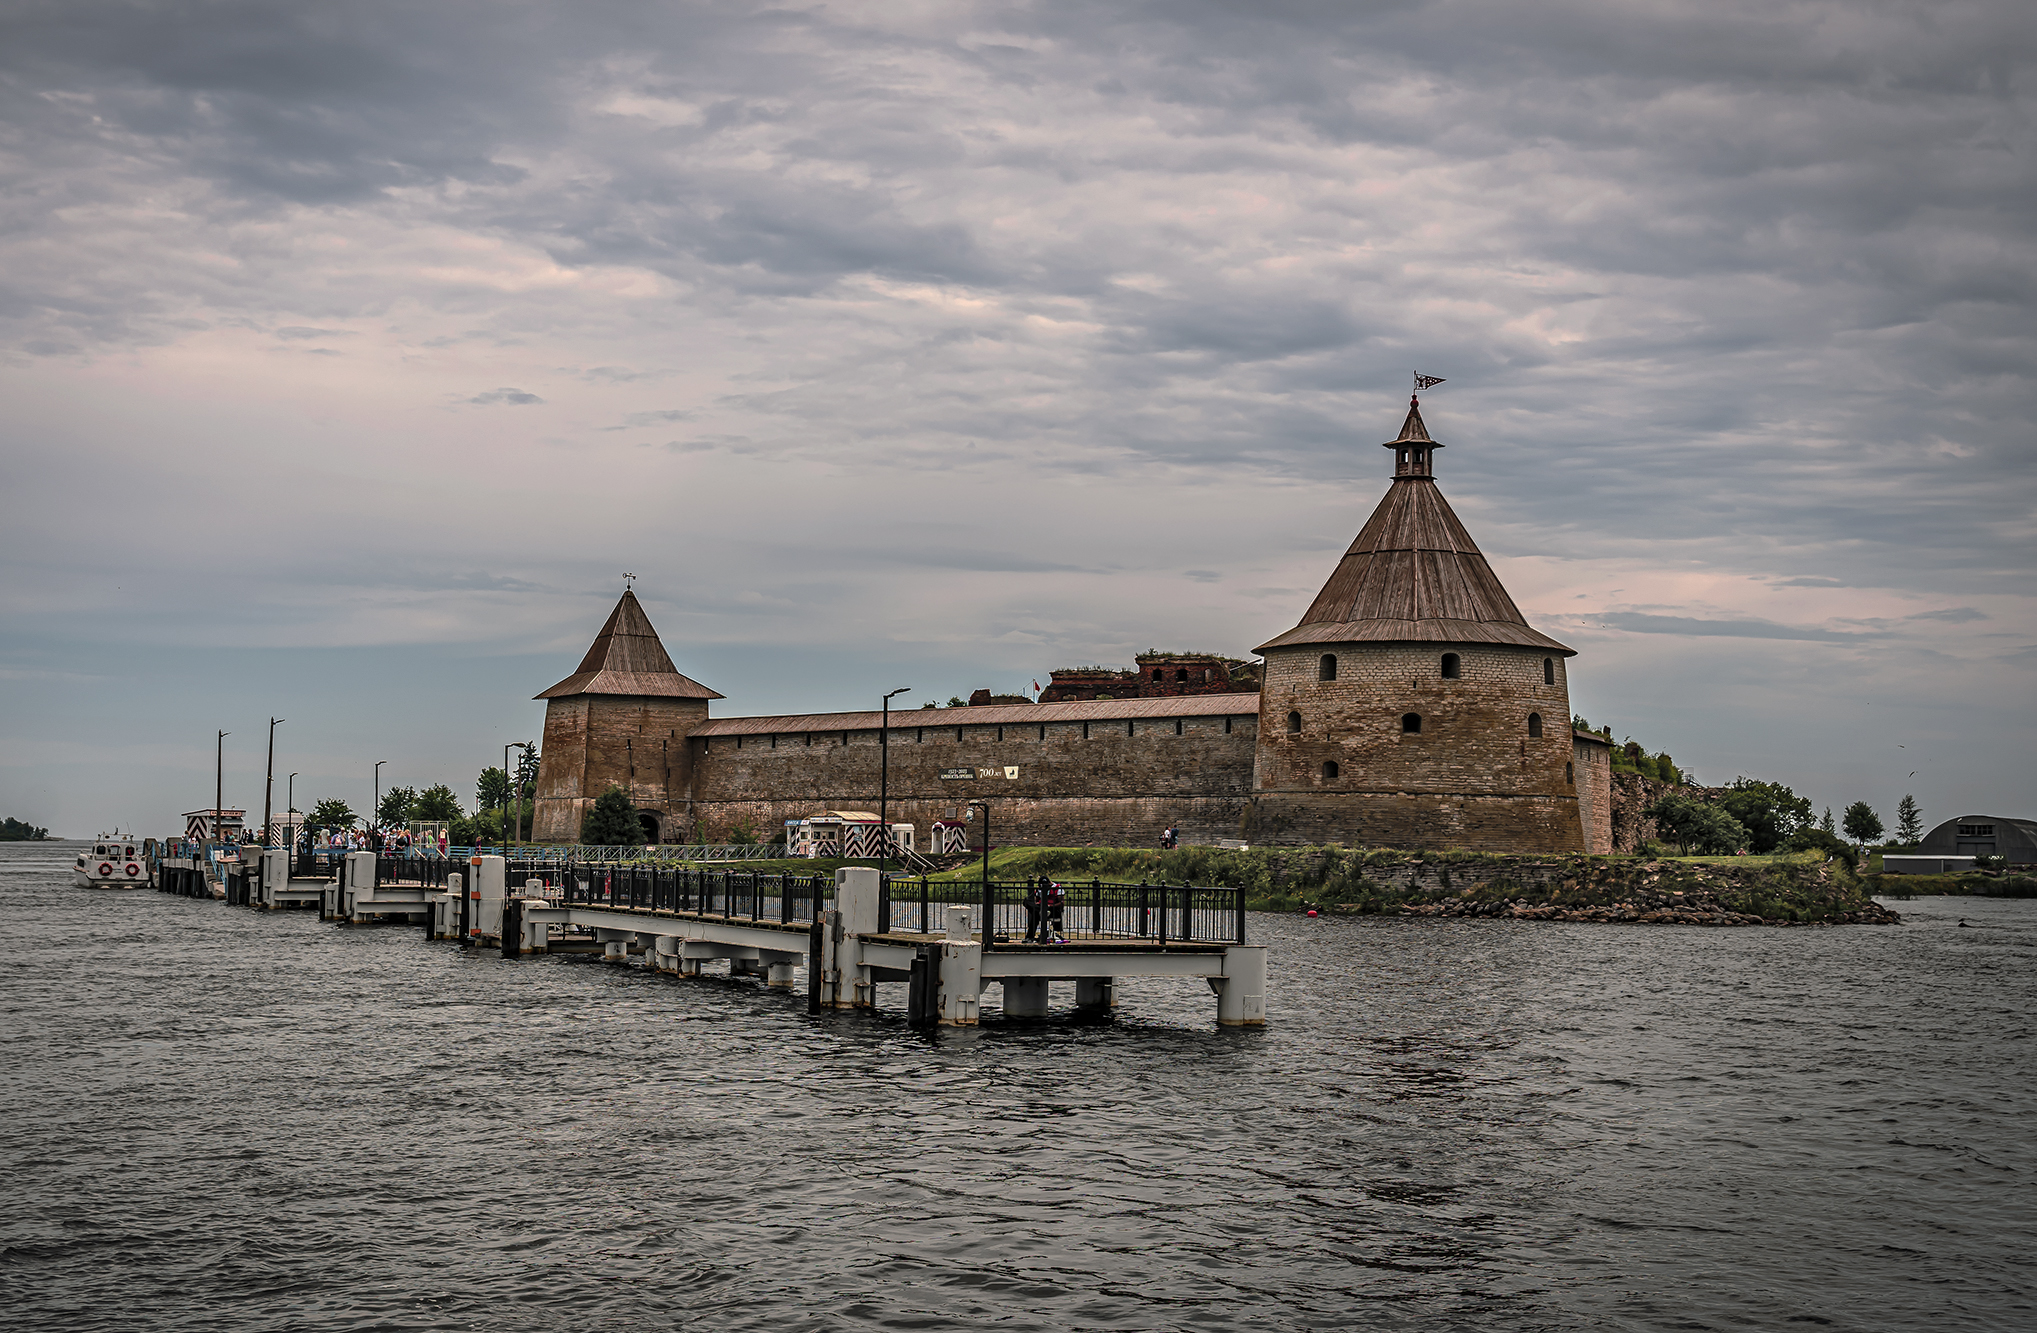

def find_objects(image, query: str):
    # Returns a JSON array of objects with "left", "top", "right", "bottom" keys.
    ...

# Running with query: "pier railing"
[{"left": 501, "top": 860, "right": 1247, "bottom": 945}]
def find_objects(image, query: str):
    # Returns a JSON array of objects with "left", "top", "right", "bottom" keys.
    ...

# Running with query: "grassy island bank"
[{"left": 673, "top": 844, "right": 1898, "bottom": 926}]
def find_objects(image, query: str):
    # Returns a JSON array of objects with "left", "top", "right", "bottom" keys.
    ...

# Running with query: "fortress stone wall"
[{"left": 531, "top": 396, "right": 1613, "bottom": 855}]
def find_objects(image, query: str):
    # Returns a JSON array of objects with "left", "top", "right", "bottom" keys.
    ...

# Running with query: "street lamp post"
[
  {"left": 968, "top": 800, "right": 992, "bottom": 950},
  {"left": 879, "top": 687, "right": 911, "bottom": 878},
  {"left": 215, "top": 730, "right": 229, "bottom": 847},
  {"left": 373, "top": 761, "right": 387, "bottom": 848},
  {"left": 506, "top": 742, "right": 531, "bottom": 849},
  {"left": 263, "top": 717, "right": 284, "bottom": 848}
]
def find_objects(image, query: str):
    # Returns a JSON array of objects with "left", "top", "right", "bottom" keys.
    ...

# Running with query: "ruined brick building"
[{"left": 531, "top": 397, "right": 1613, "bottom": 853}]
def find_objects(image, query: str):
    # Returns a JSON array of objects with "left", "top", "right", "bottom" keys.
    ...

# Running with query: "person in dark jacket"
[{"left": 1024, "top": 876, "right": 1048, "bottom": 942}]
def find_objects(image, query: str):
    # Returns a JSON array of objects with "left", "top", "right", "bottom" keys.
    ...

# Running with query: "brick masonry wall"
[
  {"left": 682, "top": 712, "right": 1259, "bottom": 846},
  {"left": 1248, "top": 642, "right": 1585, "bottom": 852},
  {"left": 1575, "top": 739, "right": 1614, "bottom": 855},
  {"left": 532, "top": 695, "right": 709, "bottom": 842}
]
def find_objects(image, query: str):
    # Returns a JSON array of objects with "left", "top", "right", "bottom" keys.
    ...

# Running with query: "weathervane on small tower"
[
  {"left": 623, "top": 572, "right": 636, "bottom": 591},
  {"left": 1413, "top": 373, "right": 1445, "bottom": 396}
]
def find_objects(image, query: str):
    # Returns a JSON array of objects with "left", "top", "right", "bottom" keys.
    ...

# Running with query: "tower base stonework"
[{"left": 1240, "top": 792, "right": 1585, "bottom": 853}]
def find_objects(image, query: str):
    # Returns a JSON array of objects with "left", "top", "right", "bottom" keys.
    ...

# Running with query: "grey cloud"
[
  {"left": 274, "top": 325, "right": 351, "bottom": 340},
  {"left": 1596, "top": 612, "right": 1870, "bottom": 642},
  {"left": 468, "top": 388, "right": 543, "bottom": 406},
  {"left": 1907, "top": 607, "right": 1990, "bottom": 623}
]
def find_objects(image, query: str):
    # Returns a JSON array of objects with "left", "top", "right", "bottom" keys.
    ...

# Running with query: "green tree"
[
  {"left": 1842, "top": 801, "right": 1884, "bottom": 851},
  {"left": 413, "top": 783, "right": 463, "bottom": 822},
  {"left": 1895, "top": 794, "right": 1922, "bottom": 844},
  {"left": 1644, "top": 792, "right": 1750, "bottom": 855},
  {"left": 1717, "top": 778, "right": 1813, "bottom": 854},
  {"left": 377, "top": 786, "right": 417, "bottom": 826},
  {"left": 580, "top": 786, "right": 645, "bottom": 846},
  {"left": 1820, "top": 806, "right": 1836, "bottom": 834},
  {"left": 307, "top": 798, "right": 355, "bottom": 833},
  {"left": 0, "top": 817, "right": 52, "bottom": 841},
  {"left": 477, "top": 766, "right": 510, "bottom": 810}
]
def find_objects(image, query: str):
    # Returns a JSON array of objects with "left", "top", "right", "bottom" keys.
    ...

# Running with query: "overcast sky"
[{"left": 3, "top": 0, "right": 2031, "bottom": 838}]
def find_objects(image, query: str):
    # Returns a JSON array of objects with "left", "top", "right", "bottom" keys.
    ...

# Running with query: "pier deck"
[{"left": 229, "top": 852, "right": 1267, "bottom": 1026}]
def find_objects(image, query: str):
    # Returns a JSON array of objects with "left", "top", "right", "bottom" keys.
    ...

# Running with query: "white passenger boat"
[{"left": 74, "top": 836, "right": 150, "bottom": 888}]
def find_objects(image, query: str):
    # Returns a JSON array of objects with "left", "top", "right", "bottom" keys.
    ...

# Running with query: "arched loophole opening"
[
  {"left": 1441, "top": 653, "right": 1460, "bottom": 679},
  {"left": 1319, "top": 653, "right": 1337, "bottom": 681},
  {"left": 636, "top": 812, "right": 660, "bottom": 844},
  {"left": 1286, "top": 710, "right": 1302, "bottom": 734},
  {"left": 1176, "top": 668, "right": 1189, "bottom": 682},
  {"left": 1543, "top": 657, "right": 1555, "bottom": 685},
  {"left": 1401, "top": 712, "right": 1422, "bottom": 734},
  {"left": 1565, "top": 761, "right": 1575, "bottom": 785},
  {"left": 1152, "top": 668, "right": 1165, "bottom": 681},
  {"left": 1322, "top": 760, "right": 1339, "bottom": 780},
  {"left": 1528, "top": 712, "right": 1543, "bottom": 738}
]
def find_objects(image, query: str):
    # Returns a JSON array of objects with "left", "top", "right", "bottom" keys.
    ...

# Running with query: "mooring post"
[
  {"left": 806, "top": 918, "right": 824, "bottom": 1014},
  {"left": 1215, "top": 945, "right": 1268, "bottom": 1027},
  {"left": 501, "top": 899, "right": 523, "bottom": 959}
]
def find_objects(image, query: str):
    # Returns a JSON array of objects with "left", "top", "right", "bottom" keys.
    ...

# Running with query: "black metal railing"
[
  {"left": 928, "top": 878, "right": 1246, "bottom": 945},
  {"left": 486, "top": 858, "right": 1246, "bottom": 945},
  {"left": 374, "top": 855, "right": 457, "bottom": 888}
]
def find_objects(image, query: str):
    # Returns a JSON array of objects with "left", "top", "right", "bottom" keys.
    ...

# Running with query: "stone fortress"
[{"left": 531, "top": 396, "right": 1614, "bottom": 853}]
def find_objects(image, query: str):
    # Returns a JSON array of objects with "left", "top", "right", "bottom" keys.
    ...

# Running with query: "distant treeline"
[{"left": 1, "top": 817, "right": 53, "bottom": 841}]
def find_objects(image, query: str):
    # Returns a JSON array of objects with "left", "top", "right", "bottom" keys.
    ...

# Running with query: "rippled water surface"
[{"left": 0, "top": 842, "right": 2029, "bottom": 1331}]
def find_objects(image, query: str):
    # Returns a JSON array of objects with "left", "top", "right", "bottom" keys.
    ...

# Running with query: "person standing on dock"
[
  {"left": 1025, "top": 876, "right": 1048, "bottom": 943},
  {"left": 1044, "top": 879, "right": 1066, "bottom": 943}
]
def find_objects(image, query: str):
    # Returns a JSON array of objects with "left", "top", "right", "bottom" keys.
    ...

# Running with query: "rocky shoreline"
[
  {"left": 1394, "top": 892, "right": 1900, "bottom": 926},
  {"left": 1293, "top": 855, "right": 1901, "bottom": 926}
]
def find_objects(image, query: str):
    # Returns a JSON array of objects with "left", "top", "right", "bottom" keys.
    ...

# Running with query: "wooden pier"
[{"left": 214, "top": 852, "right": 1267, "bottom": 1027}]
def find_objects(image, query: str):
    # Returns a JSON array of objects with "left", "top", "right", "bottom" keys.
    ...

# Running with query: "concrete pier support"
[
  {"left": 472, "top": 856, "right": 506, "bottom": 942},
  {"left": 1075, "top": 977, "right": 1114, "bottom": 1012},
  {"left": 1002, "top": 977, "right": 1050, "bottom": 1017},
  {"left": 766, "top": 961, "right": 797, "bottom": 989},
  {"left": 653, "top": 935, "right": 680, "bottom": 974},
  {"left": 1215, "top": 945, "right": 1268, "bottom": 1026},
  {"left": 259, "top": 849, "right": 287, "bottom": 909},
  {"left": 602, "top": 939, "right": 627, "bottom": 963},
  {"left": 936, "top": 941, "right": 983, "bottom": 1026}
]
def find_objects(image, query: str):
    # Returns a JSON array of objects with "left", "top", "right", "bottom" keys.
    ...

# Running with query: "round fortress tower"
[{"left": 1243, "top": 396, "right": 1589, "bottom": 852}]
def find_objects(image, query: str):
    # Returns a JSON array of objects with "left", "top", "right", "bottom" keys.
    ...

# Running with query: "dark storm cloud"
[{"left": 2, "top": 0, "right": 2032, "bottom": 598}]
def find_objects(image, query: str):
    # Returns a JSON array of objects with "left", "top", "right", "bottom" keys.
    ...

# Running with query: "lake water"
[{"left": 0, "top": 841, "right": 2028, "bottom": 1331}]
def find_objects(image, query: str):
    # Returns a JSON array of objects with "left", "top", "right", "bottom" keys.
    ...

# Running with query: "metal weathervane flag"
[{"left": 1414, "top": 374, "right": 1445, "bottom": 390}]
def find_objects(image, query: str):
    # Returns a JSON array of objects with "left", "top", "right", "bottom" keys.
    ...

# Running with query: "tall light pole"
[
  {"left": 263, "top": 717, "right": 284, "bottom": 847},
  {"left": 506, "top": 742, "right": 531, "bottom": 848},
  {"left": 373, "top": 761, "right": 387, "bottom": 844},
  {"left": 879, "top": 687, "right": 911, "bottom": 878},
  {"left": 968, "top": 799, "right": 992, "bottom": 951},
  {"left": 288, "top": 773, "right": 298, "bottom": 849},
  {"left": 215, "top": 730, "right": 229, "bottom": 846}
]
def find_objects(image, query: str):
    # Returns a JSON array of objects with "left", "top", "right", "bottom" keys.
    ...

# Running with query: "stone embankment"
[{"left": 1316, "top": 855, "right": 1899, "bottom": 926}]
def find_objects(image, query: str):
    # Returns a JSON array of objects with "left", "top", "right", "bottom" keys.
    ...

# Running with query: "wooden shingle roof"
[
  {"left": 535, "top": 590, "right": 723, "bottom": 700},
  {"left": 1256, "top": 404, "right": 1574, "bottom": 656}
]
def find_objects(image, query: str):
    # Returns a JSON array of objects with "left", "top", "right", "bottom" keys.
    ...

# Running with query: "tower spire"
[{"left": 1384, "top": 394, "right": 1441, "bottom": 478}]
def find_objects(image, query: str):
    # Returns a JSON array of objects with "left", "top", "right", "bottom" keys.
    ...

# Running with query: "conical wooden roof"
[
  {"left": 1255, "top": 403, "right": 1574, "bottom": 656},
  {"left": 535, "top": 589, "right": 723, "bottom": 700}
]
